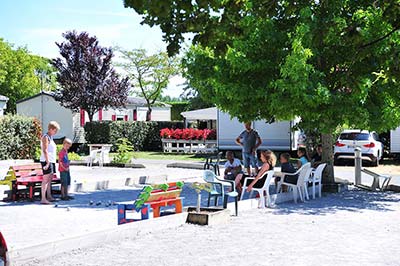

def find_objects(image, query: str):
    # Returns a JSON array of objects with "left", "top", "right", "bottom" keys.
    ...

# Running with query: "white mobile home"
[
  {"left": 181, "top": 107, "right": 302, "bottom": 151},
  {"left": 0, "top": 95, "right": 9, "bottom": 116},
  {"left": 16, "top": 92, "right": 171, "bottom": 143},
  {"left": 390, "top": 127, "right": 400, "bottom": 154},
  {"left": 217, "top": 111, "right": 301, "bottom": 151}
]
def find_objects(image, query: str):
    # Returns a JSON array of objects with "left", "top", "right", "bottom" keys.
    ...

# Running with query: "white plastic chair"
[
  {"left": 309, "top": 163, "right": 326, "bottom": 199},
  {"left": 100, "top": 146, "right": 111, "bottom": 164},
  {"left": 240, "top": 170, "right": 275, "bottom": 208},
  {"left": 87, "top": 149, "right": 102, "bottom": 167},
  {"left": 277, "top": 163, "right": 311, "bottom": 203}
]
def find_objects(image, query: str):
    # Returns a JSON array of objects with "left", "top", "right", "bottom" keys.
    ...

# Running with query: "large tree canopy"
[
  {"left": 52, "top": 31, "right": 130, "bottom": 122},
  {"left": 125, "top": 1, "right": 400, "bottom": 171},
  {"left": 0, "top": 38, "right": 56, "bottom": 112}
]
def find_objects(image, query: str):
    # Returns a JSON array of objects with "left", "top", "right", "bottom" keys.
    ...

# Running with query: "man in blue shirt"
[{"left": 235, "top": 122, "right": 262, "bottom": 176}]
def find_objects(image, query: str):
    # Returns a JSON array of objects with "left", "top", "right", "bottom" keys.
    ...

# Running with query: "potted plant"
[{"left": 186, "top": 182, "right": 231, "bottom": 226}]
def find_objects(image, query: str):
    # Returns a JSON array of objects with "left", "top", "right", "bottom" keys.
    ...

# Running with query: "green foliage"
[
  {"left": 84, "top": 121, "right": 112, "bottom": 145},
  {"left": 112, "top": 138, "right": 134, "bottom": 164},
  {"left": 125, "top": 0, "right": 400, "bottom": 134},
  {"left": 0, "top": 115, "right": 42, "bottom": 159},
  {"left": 168, "top": 101, "right": 189, "bottom": 121},
  {"left": 114, "top": 47, "right": 180, "bottom": 121},
  {"left": 68, "top": 152, "right": 82, "bottom": 161},
  {"left": 84, "top": 121, "right": 184, "bottom": 151},
  {"left": 0, "top": 38, "right": 57, "bottom": 112}
]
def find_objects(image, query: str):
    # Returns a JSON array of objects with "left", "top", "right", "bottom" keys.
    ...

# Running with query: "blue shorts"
[
  {"left": 242, "top": 152, "right": 257, "bottom": 168},
  {"left": 60, "top": 171, "right": 71, "bottom": 186}
]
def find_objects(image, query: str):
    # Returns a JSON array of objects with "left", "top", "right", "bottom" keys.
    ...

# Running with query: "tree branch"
[{"left": 359, "top": 25, "right": 400, "bottom": 49}]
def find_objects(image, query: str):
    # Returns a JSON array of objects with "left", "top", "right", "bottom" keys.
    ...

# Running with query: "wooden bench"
[
  {"left": 118, "top": 181, "right": 184, "bottom": 225},
  {"left": 9, "top": 164, "right": 60, "bottom": 201},
  {"left": 360, "top": 168, "right": 392, "bottom": 191}
]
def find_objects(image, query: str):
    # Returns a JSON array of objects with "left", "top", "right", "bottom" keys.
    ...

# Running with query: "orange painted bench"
[
  {"left": 10, "top": 164, "right": 60, "bottom": 201},
  {"left": 118, "top": 182, "right": 184, "bottom": 225}
]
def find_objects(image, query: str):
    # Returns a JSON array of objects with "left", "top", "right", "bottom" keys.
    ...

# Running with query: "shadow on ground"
[
  {"left": 271, "top": 188, "right": 399, "bottom": 216},
  {"left": 1, "top": 184, "right": 230, "bottom": 210},
  {"left": 3, "top": 185, "right": 398, "bottom": 215}
]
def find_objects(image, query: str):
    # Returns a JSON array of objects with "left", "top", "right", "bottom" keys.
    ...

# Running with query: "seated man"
[
  {"left": 275, "top": 153, "right": 298, "bottom": 191},
  {"left": 224, "top": 151, "right": 243, "bottom": 180},
  {"left": 311, "top": 144, "right": 323, "bottom": 167}
]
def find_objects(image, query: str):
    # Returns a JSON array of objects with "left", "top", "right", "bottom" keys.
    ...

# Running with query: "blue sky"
[{"left": 0, "top": 0, "right": 184, "bottom": 97}]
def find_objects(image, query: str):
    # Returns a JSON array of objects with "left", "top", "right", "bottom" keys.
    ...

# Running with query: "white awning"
[{"left": 181, "top": 107, "right": 217, "bottom": 121}]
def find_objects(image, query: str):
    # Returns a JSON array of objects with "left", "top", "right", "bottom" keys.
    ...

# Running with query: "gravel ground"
[{"left": 20, "top": 188, "right": 400, "bottom": 266}]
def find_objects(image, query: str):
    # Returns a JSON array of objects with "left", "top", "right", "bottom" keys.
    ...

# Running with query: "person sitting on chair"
[
  {"left": 235, "top": 150, "right": 276, "bottom": 194},
  {"left": 275, "top": 153, "right": 298, "bottom": 190},
  {"left": 297, "top": 147, "right": 309, "bottom": 168},
  {"left": 311, "top": 144, "right": 323, "bottom": 167},
  {"left": 224, "top": 151, "right": 243, "bottom": 181}
]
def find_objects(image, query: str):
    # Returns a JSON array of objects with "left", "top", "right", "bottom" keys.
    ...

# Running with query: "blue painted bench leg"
[{"left": 118, "top": 203, "right": 151, "bottom": 225}]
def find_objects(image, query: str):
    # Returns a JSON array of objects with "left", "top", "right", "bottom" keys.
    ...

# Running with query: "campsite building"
[
  {"left": 16, "top": 91, "right": 171, "bottom": 142},
  {"left": 0, "top": 95, "right": 8, "bottom": 116}
]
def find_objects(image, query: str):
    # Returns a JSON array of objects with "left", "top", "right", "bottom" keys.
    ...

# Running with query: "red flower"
[{"left": 160, "top": 128, "right": 172, "bottom": 139}]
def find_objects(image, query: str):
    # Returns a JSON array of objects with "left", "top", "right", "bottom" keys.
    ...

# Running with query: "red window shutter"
[
  {"left": 111, "top": 114, "right": 116, "bottom": 121},
  {"left": 80, "top": 109, "right": 85, "bottom": 126},
  {"left": 98, "top": 109, "right": 103, "bottom": 121},
  {"left": 133, "top": 110, "right": 137, "bottom": 121},
  {"left": 124, "top": 115, "right": 128, "bottom": 121}
]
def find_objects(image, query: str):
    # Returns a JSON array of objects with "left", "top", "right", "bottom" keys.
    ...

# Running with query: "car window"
[
  {"left": 373, "top": 133, "right": 380, "bottom": 141},
  {"left": 339, "top": 133, "right": 369, "bottom": 141}
]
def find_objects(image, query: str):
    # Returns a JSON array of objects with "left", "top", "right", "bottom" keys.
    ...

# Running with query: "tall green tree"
[
  {"left": 0, "top": 38, "right": 56, "bottom": 112},
  {"left": 125, "top": 1, "right": 400, "bottom": 181},
  {"left": 115, "top": 48, "right": 179, "bottom": 121}
]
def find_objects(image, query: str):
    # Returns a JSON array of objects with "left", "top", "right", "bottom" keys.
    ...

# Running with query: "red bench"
[{"left": 10, "top": 164, "right": 60, "bottom": 201}]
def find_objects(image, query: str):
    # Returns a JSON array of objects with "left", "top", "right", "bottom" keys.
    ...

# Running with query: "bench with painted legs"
[{"left": 118, "top": 181, "right": 184, "bottom": 225}]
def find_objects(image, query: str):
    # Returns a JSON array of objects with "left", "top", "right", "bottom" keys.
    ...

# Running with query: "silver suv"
[{"left": 334, "top": 130, "right": 383, "bottom": 166}]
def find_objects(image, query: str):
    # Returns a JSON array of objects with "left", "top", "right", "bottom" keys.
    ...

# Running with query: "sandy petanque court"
[{"left": 1, "top": 163, "right": 400, "bottom": 266}]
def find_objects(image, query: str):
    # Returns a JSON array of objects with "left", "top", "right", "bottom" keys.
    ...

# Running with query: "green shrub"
[
  {"left": 68, "top": 152, "right": 82, "bottom": 161},
  {"left": 84, "top": 121, "right": 185, "bottom": 151},
  {"left": 112, "top": 138, "right": 134, "bottom": 164},
  {"left": 84, "top": 121, "right": 112, "bottom": 144},
  {"left": 0, "top": 115, "right": 42, "bottom": 160}
]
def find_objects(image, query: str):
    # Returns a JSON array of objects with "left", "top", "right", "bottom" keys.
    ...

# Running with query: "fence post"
[{"left": 354, "top": 147, "right": 362, "bottom": 186}]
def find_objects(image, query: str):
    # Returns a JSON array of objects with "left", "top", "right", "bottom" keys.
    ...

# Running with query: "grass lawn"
[{"left": 109, "top": 151, "right": 209, "bottom": 162}]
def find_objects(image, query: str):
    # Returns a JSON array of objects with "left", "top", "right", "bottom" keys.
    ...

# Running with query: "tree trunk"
[
  {"left": 146, "top": 107, "right": 152, "bottom": 121},
  {"left": 321, "top": 133, "right": 335, "bottom": 184},
  {"left": 88, "top": 112, "right": 94, "bottom": 123}
]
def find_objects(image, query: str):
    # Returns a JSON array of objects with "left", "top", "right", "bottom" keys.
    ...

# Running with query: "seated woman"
[
  {"left": 297, "top": 147, "right": 309, "bottom": 169},
  {"left": 235, "top": 150, "right": 276, "bottom": 194},
  {"left": 224, "top": 151, "right": 243, "bottom": 180}
]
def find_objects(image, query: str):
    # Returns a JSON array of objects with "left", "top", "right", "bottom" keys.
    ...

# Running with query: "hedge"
[
  {"left": 0, "top": 115, "right": 42, "bottom": 160},
  {"left": 84, "top": 121, "right": 184, "bottom": 151}
]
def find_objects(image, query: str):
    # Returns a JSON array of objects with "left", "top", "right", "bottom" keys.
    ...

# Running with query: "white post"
[
  {"left": 354, "top": 147, "right": 362, "bottom": 185},
  {"left": 196, "top": 194, "right": 201, "bottom": 212}
]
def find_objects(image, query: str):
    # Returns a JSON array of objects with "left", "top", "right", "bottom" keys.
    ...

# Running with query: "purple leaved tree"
[{"left": 52, "top": 31, "right": 130, "bottom": 122}]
